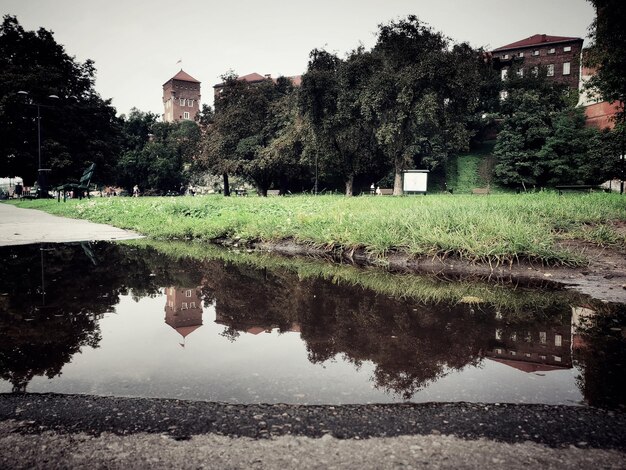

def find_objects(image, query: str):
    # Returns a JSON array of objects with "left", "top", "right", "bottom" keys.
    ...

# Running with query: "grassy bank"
[{"left": 8, "top": 192, "right": 626, "bottom": 265}]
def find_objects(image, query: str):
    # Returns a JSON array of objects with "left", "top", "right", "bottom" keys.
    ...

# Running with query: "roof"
[
  {"left": 493, "top": 34, "right": 582, "bottom": 52},
  {"left": 488, "top": 357, "right": 569, "bottom": 373},
  {"left": 239, "top": 72, "right": 268, "bottom": 83},
  {"left": 213, "top": 73, "right": 302, "bottom": 89},
  {"left": 163, "top": 69, "right": 201, "bottom": 86}
]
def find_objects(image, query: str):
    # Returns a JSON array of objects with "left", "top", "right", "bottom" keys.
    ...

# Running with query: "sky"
[{"left": 1, "top": 0, "right": 596, "bottom": 117}]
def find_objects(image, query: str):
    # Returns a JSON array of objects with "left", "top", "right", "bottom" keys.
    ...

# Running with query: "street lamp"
[{"left": 17, "top": 91, "right": 59, "bottom": 198}]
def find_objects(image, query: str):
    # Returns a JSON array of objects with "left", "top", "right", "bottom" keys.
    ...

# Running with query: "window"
[
  {"left": 531, "top": 66, "right": 539, "bottom": 77},
  {"left": 501, "top": 68, "right": 508, "bottom": 80},
  {"left": 495, "top": 329, "right": 503, "bottom": 340},
  {"left": 190, "top": 302, "right": 196, "bottom": 308},
  {"left": 548, "top": 48, "right": 555, "bottom": 54},
  {"left": 516, "top": 68, "right": 524, "bottom": 78},
  {"left": 533, "top": 50, "right": 540, "bottom": 56},
  {"left": 499, "top": 90, "right": 509, "bottom": 101},
  {"left": 183, "top": 111, "right": 190, "bottom": 120},
  {"left": 555, "top": 334, "right": 562, "bottom": 347},
  {"left": 511, "top": 332, "right": 517, "bottom": 342},
  {"left": 495, "top": 348, "right": 503, "bottom": 354},
  {"left": 510, "top": 351, "right": 516, "bottom": 356},
  {"left": 525, "top": 353, "right": 531, "bottom": 358},
  {"left": 186, "top": 290, "right": 192, "bottom": 297},
  {"left": 540, "top": 354, "right": 547, "bottom": 360},
  {"left": 187, "top": 99, "right": 194, "bottom": 107},
  {"left": 539, "top": 332, "right": 547, "bottom": 344},
  {"left": 563, "top": 46, "right": 571, "bottom": 52},
  {"left": 563, "top": 62, "right": 571, "bottom": 75},
  {"left": 518, "top": 52, "right": 524, "bottom": 58},
  {"left": 554, "top": 355, "right": 562, "bottom": 363},
  {"left": 502, "top": 54, "right": 510, "bottom": 59},
  {"left": 179, "top": 98, "right": 185, "bottom": 106},
  {"left": 546, "top": 64, "right": 555, "bottom": 77},
  {"left": 182, "top": 302, "right": 188, "bottom": 310}
]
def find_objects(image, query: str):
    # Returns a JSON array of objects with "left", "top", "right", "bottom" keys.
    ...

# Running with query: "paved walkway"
[{"left": 0, "top": 203, "right": 142, "bottom": 246}]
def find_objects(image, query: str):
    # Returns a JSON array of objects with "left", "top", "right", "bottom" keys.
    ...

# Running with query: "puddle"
[{"left": 0, "top": 241, "right": 624, "bottom": 408}]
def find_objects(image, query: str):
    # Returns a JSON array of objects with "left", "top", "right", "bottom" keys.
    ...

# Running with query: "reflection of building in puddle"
[
  {"left": 486, "top": 316, "right": 572, "bottom": 371},
  {"left": 571, "top": 306, "right": 597, "bottom": 351},
  {"left": 215, "top": 312, "right": 300, "bottom": 335},
  {"left": 164, "top": 287, "right": 203, "bottom": 346}
]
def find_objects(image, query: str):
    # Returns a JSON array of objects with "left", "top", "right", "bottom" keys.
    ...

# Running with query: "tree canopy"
[{"left": 0, "top": 15, "right": 120, "bottom": 187}]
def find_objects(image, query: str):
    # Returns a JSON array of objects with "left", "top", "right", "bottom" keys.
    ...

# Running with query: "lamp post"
[{"left": 17, "top": 91, "right": 59, "bottom": 198}]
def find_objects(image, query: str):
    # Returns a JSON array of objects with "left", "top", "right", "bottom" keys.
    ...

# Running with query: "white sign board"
[{"left": 402, "top": 171, "right": 428, "bottom": 193}]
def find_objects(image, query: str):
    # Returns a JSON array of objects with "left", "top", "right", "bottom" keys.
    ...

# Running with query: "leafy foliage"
[{"left": 0, "top": 15, "right": 120, "bottom": 186}]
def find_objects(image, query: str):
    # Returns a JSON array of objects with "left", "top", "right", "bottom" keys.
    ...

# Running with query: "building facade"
[
  {"left": 492, "top": 34, "right": 584, "bottom": 90},
  {"left": 162, "top": 70, "right": 201, "bottom": 123}
]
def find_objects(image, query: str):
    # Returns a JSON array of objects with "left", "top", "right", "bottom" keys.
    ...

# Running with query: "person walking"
[{"left": 133, "top": 185, "right": 140, "bottom": 197}]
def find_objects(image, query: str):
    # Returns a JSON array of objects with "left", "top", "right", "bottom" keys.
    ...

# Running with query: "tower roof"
[
  {"left": 164, "top": 69, "right": 201, "bottom": 86},
  {"left": 493, "top": 34, "right": 582, "bottom": 52}
]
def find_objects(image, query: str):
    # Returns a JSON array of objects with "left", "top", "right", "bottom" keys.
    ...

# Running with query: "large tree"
[
  {"left": 199, "top": 73, "right": 301, "bottom": 196},
  {"left": 299, "top": 48, "right": 384, "bottom": 196},
  {"left": 585, "top": 0, "right": 626, "bottom": 192},
  {"left": 116, "top": 109, "right": 200, "bottom": 194},
  {"left": 362, "top": 16, "right": 481, "bottom": 194},
  {"left": 0, "top": 15, "right": 120, "bottom": 189},
  {"left": 585, "top": 0, "right": 626, "bottom": 113}
]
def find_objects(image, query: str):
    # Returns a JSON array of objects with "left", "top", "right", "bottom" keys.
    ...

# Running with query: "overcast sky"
[{"left": 2, "top": 0, "right": 595, "bottom": 117}]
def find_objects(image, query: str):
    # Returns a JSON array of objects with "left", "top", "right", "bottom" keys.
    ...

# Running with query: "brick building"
[
  {"left": 492, "top": 34, "right": 584, "bottom": 90},
  {"left": 162, "top": 70, "right": 201, "bottom": 123}
]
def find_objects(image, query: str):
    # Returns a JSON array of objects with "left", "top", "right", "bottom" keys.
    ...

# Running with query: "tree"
[
  {"left": 198, "top": 73, "right": 302, "bottom": 196},
  {"left": 299, "top": 48, "right": 385, "bottom": 196},
  {"left": 586, "top": 0, "right": 626, "bottom": 192},
  {"left": 585, "top": 0, "right": 626, "bottom": 111},
  {"left": 0, "top": 15, "right": 120, "bottom": 187},
  {"left": 362, "top": 16, "right": 481, "bottom": 194},
  {"left": 116, "top": 109, "right": 200, "bottom": 194}
]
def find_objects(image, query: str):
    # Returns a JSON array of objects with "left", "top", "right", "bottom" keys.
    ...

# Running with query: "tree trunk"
[
  {"left": 223, "top": 173, "right": 230, "bottom": 197},
  {"left": 259, "top": 186, "right": 268, "bottom": 197},
  {"left": 393, "top": 169, "right": 403, "bottom": 196},
  {"left": 345, "top": 175, "right": 354, "bottom": 197}
]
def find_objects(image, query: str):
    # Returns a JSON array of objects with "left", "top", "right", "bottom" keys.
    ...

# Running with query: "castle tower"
[{"left": 162, "top": 70, "right": 201, "bottom": 123}]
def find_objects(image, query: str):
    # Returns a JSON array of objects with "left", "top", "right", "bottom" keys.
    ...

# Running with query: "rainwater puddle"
[{"left": 0, "top": 242, "right": 624, "bottom": 408}]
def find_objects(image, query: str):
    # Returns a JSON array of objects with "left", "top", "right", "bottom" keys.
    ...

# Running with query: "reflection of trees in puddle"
[
  {"left": 0, "top": 242, "right": 623, "bottom": 408},
  {"left": 572, "top": 307, "right": 626, "bottom": 409},
  {"left": 0, "top": 243, "right": 204, "bottom": 392}
]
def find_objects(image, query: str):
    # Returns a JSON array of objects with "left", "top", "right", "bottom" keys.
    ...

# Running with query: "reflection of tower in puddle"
[
  {"left": 485, "top": 310, "right": 573, "bottom": 372},
  {"left": 164, "top": 287, "right": 203, "bottom": 347}
]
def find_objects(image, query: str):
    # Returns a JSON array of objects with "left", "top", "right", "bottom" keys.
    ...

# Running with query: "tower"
[{"left": 162, "top": 70, "right": 201, "bottom": 123}]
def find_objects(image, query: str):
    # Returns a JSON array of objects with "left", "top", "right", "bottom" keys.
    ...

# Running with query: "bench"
[
  {"left": 377, "top": 188, "right": 394, "bottom": 195},
  {"left": 233, "top": 188, "right": 247, "bottom": 196},
  {"left": 57, "top": 163, "right": 96, "bottom": 202},
  {"left": 471, "top": 187, "right": 490, "bottom": 195},
  {"left": 555, "top": 185, "right": 608, "bottom": 195},
  {"left": 267, "top": 189, "right": 280, "bottom": 196}
]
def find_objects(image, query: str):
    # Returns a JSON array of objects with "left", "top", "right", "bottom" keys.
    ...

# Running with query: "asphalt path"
[
  {"left": 1, "top": 202, "right": 624, "bottom": 468},
  {"left": 0, "top": 203, "right": 142, "bottom": 246},
  {"left": 0, "top": 394, "right": 625, "bottom": 469}
]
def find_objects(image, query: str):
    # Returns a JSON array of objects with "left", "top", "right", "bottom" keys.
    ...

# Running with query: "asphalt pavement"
[{"left": 0, "top": 202, "right": 142, "bottom": 246}]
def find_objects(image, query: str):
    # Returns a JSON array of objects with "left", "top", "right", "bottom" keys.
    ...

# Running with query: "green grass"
[{"left": 7, "top": 192, "right": 626, "bottom": 266}]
